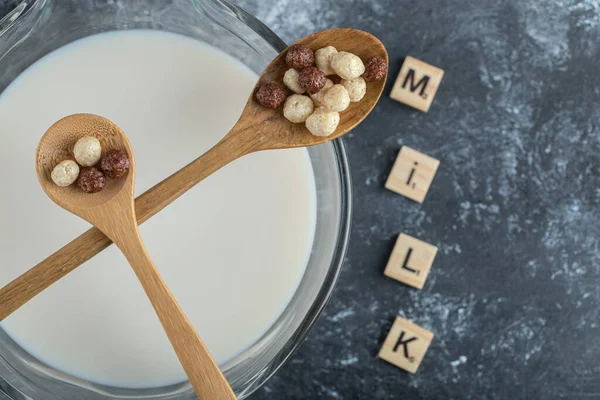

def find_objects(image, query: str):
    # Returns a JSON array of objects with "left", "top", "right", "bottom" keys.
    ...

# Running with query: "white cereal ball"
[
  {"left": 51, "top": 160, "right": 80, "bottom": 187},
  {"left": 283, "top": 94, "right": 314, "bottom": 123},
  {"left": 323, "top": 84, "right": 350, "bottom": 112},
  {"left": 73, "top": 136, "right": 102, "bottom": 167},
  {"left": 315, "top": 46, "right": 338, "bottom": 75},
  {"left": 310, "top": 79, "right": 334, "bottom": 106},
  {"left": 342, "top": 77, "right": 367, "bottom": 102},
  {"left": 305, "top": 107, "right": 340, "bottom": 137},
  {"left": 283, "top": 68, "right": 305, "bottom": 94},
  {"left": 331, "top": 51, "right": 365, "bottom": 80}
]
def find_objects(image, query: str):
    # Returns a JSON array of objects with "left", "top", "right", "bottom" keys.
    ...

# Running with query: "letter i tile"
[{"left": 385, "top": 146, "right": 439, "bottom": 203}]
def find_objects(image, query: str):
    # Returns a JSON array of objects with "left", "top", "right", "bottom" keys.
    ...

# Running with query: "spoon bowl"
[
  {"left": 36, "top": 114, "right": 133, "bottom": 211},
  {"left": 232, "top": 28, "right": 388, "bottom": 150}
]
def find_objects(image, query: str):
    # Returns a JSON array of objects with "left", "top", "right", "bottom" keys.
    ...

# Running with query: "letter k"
[{"left": 394, "top": 331, "right": 418, "bottom": 358}]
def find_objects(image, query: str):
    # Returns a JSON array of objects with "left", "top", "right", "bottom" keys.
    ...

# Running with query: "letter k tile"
[{"left": 379, "top": 317, "right": 434, "bottom": 373}]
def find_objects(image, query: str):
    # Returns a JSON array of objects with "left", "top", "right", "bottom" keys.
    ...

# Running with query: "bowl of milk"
[{"left": 0, "top": 1, "right": 351, "bottom": 399}]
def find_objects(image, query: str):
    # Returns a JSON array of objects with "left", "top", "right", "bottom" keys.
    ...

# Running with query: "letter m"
[{"left": 402, "top": 69, "right": 430, "bottom": 97}]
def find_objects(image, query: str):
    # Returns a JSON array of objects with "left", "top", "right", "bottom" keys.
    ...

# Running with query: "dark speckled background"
[{"left": 2, "top": 1, "right": 600, "bottom": 399}]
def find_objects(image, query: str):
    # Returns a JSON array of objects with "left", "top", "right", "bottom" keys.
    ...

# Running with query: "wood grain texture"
[
  {"left": 0, "top": 29, "right": 387, "bottom": 339},
  {"left": 35, "top": 114, "right": 236, "bottom": 400}
]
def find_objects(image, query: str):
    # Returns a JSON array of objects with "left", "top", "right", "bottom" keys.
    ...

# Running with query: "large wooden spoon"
[
  {"left": 0, "top": 28, "right": 387, "bottom": 321},
  {"left": 36, "top": 114, "right": 236, "bottom": 400}
]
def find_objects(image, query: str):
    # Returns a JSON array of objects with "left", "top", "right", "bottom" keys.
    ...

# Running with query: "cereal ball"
[
  {"left": 363, "top": 56, "right": 388, "bottom": 81},
  {"left": 323, "top": 84, "right": 350, "bottom": 112},
  {"left": 100, "top": 149, "right": 130, "bottom": 179},
  {"left": 283, "top": 69, "right": 305, "bottom": 94},
  {"left": 51, "top": 160, "right": 80, "bottom": 187},
  {"left": 310, "top": 79, "right": 334, "bottom": 106},
  {"left": 256, "top": 83, "right": 286, "bottom": 109},
  {"left": 330, "top": 51, "right": 365, "bottom": 80},
  {"left": 315, "top": 46, "right": 338, "bottom": 75},
  {"left": 298, "top": 66, "right": 327, "bottom": 94},
  {"left": 305, "top": 107, "right": 340, "bottom": 137},
  {"left": 73, "top": 136, "right": 102, "bottom": 167},
  {"left": 78, "top": 167, "right": 105, "bottom": 193},
  {"left": 285, "top": 44, "right": 314, "bottom": 70},
  {"left": 283, "top": 95, "right": 314, "bottom": 123},
  {"left": 342, "top": 77, "right": 367, "bottom": 102}
]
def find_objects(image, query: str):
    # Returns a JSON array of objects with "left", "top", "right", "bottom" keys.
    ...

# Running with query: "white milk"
[{"left": 0, "top": 30, "right": 316, "bottom": 388}]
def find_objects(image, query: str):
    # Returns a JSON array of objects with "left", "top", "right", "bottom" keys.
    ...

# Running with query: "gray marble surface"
[{"left": 2, "top": 0, "right": 600, "bottom": 399}]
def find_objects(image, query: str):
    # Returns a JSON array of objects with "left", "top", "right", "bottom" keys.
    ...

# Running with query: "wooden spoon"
[
  {"left": 35, "top": 114, "right": 236, "bottom": 400},
  {"left": 0, "top": 28, "right": 387, "bottom": 321}
]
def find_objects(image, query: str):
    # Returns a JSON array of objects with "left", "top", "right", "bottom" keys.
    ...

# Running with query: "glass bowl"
[{"left": 0, "top": 1, "right": 351, "bottom": 399}]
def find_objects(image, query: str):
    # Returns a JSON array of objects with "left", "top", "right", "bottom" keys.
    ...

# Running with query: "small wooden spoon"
[
  {"left": 35, "top": 114, "right": 236, "bottom": 400},
  {"left": 0, "top": 28, "right": 387, "bottom": 321}
]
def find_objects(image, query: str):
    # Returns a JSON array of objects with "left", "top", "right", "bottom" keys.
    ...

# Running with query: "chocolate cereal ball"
[
  {"left": 78, "top": 167, "right": 105, "bottom": 193},
  {"left": 298, "top": 67, "right": 327, "bottom": 95},
  {"left": 101, "top": 149, "right": 130, "bottom": 179},
  {"left": 256, "top": 83, "right": 286, "bottom": 109},
  {"left": 285, "top": 44, "right": 314, "bottom": 70},
  {"left": 362, "top": 56, "right": 388, "bottom": 81}
]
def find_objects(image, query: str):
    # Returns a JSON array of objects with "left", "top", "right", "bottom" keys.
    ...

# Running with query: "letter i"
[{"left": 406, "top": 161, "right": 418, "bottom": 188}]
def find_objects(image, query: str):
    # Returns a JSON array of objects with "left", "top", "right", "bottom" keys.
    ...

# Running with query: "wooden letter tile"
[
  {"left": 378, "top": 317, "right": 433, "bottom": 373},
  {"left": 385, "top": 146, "right": 439, "bottom": 203},
  {"left": 384, "top": 233, "right": 438, "bottom": 289},
  {"left": 390, "top": 56, "right": 444, "bottom": 112}
]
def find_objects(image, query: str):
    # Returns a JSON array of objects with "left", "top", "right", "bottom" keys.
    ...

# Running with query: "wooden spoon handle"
[
  {"left": 0, "top": 132, "right": 250, "bottom": 321},
  {"left": 112, "top": 225, "right": 236, "bottom": 400}
]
